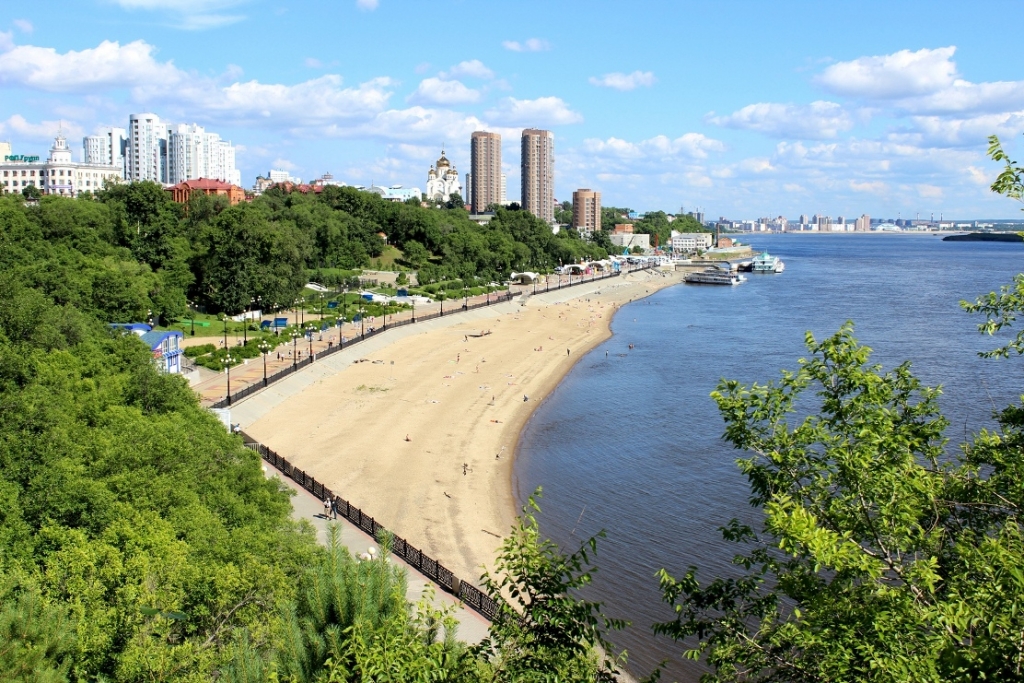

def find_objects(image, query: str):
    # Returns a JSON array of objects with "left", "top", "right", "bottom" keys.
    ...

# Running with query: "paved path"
[{"left": 263, "top": 456, "right": 492, "bottom": 644}]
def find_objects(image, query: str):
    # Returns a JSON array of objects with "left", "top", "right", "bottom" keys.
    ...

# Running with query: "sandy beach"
[{"left": 238, "top": 269, "right": 684, "bottom": 584}]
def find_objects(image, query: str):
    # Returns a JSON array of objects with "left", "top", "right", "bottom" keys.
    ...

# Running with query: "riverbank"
[{"left": 231, "top": 269, "right": 684, "bottom": 585}]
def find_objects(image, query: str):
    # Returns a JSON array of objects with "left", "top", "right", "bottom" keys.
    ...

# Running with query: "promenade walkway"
[{"left": 263, "top": 454, "right": 492, "bottom": 643}]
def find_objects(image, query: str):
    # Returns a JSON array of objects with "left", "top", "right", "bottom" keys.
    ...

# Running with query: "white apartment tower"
[
  {"left": 521, "top": 129, "right": 554, "bottom": 223},
  {"left": 83, "top": 127, "right": 127, "bottom": 174},
  {"left": 127, "top": 113, "right": 168, "bottom": 183},
  {"left": 166, "top": 124, "right": 240, "bottom": 186}
]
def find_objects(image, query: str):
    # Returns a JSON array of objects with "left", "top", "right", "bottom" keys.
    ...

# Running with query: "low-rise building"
[
  {"left": 140, "top": 330, "right": 184, "bottom": 374},
  {"left": 610, "top": 233, "right": 650, "bottom": 250},
  {"left": 1, "top": 133, "right": 123, "bottom": 197},
  {"left": 167, "top": 178, "right": 245, "bottom": 205},
  {"left": 671, "top": 231, "right": 714, "bottom": 254}
]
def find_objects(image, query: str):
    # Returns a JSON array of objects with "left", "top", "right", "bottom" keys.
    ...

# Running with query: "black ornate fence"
[
  {"left": 212, "top": 264, "right": 651, "bottom": 409},
  {"left": 243, "top": 436, "right": 501, "bottom": 621}
]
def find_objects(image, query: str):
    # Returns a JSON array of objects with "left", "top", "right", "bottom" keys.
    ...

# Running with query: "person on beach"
[
  {"left": 566, "top": 348, "right": 570, "bottom": 356},
  {"left": 323, "top": 497, "right": 331, "bottom": 518},
  {"left": 523, "top": 394, "right": 529, "bottom": 402}
]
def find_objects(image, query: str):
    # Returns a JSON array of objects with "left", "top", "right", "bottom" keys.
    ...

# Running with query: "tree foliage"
[{"left": 653, "top": 322, "right": 1024, "bottom": 682}]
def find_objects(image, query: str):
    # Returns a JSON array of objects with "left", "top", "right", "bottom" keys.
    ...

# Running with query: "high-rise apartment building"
[
  {"left": 83, "top": 127, "right": 127, "bottom": 174},
  {"left": 520, "top": 129, "right": 554, "bottom": 223},
  {"left": 127, "top": 113, "right": 168, "bottom": 183},
  {"left": 571, "top": 189, "right": 601, "bottom": 236},
  {"left": 855, "top": 214, "right": 871, "bottom": 232},
  {"left": 470, "top": 131, "right": 502, "bottom": 213},
  {"left": 166, "top": 124, "right": 240, "bottom": 186},
  {"left": 816, "top": 215, "right": 832, "bottom": 232}
]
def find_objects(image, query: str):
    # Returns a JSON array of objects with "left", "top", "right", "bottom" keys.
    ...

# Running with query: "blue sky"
[{"left": 2, "top": 0, "right": 1023, "bottom": 219}]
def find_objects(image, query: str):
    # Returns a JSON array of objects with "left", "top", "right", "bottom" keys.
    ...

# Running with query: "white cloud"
[
  {"left": 586, "top": 133, "right": 724, "bottom": 161},
  {"left": 356, "top": 0, "right": 379, "bottom": 10},
  {"left": 106, "top": 0, "right": 249, "bottom": 29},
  {"left": 816, "top": 46, "right": 958, "bottom": 99},
  {"left": 709, "top": 101, "right": 854, "bottom": 139},
  {"left": 272, "top": 158, "right": 299, "bottom": 171},
  {"left": 0, "top": 31, "right": 15, "bottom": 52},
  {"left": 444, "top": 59, "right": 493, "bottom": 80},
  {"left": 588, "top": 71, "right": 656, "bottom": 91},
  {"left": 304, "top": 57, "right": 323, "bottom": 68},
  {"left": 893, "top": 111, "right": 1024, "bottom": 148},
  {"left": 13, "top": 19, "right": 33, "bottom": 33},
  {"left": 0, "top": 114, "right": 83, "bottom": 141},
  {"left": 502, "top": 38, "right": 550, "bottom": 52},
  {"left": 850, "top": 180, "right": 887, "bottom": 193},
  {"left": 408, "top": 77, "right": 480, "bottom": 105},
  {"left": 0, "top": 40, "right": 182, "bottom": 92},
  {"left": 485, "top": 96, "right": 582, "bottom": 126},
  {"left": 917, "top": 183, "right": 943, "bottom": 198}
]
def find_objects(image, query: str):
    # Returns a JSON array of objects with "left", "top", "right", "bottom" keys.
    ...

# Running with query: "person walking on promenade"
[
  {"left": 330, "top": 498, "right": 338, "bottom": 520},
  {"left": 323, "top": 497, "right": 331, "bottom": 519}
]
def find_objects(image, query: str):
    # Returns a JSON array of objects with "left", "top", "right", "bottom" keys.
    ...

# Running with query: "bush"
[{"left": 184, "top": 343, "right": 216, "bottom": 358}]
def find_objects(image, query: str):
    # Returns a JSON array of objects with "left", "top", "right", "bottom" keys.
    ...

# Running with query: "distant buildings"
[
  {"left": 367, "top": 184, "right": 422, "bottom": 202},
  {"left": 855, "top": 214, "right": 871, "bottom": 231},
  {"left": 168, "top": 178, "right": 245, "bottom": 205},
  {"left": 166, "top": 123, "right": 241, "bottom": 187},
  {"left": 124, "top": 113, "right": 239, "bottom": 186},
  {"left": 521, "top": 129, "right": 554, "bottom": 223},
  {"left": 470, "top": 131, "right": 502, "bottom": 213},
  {"left": 1, "top": 132, "right": 123, "bottom": 197},
  {"left": 671, "top": 231, "right": 713, "bottom": 253},
  {"left": 83, "top": 127, "right": 127, "bottom": 172},
  {"left": 425, "top": 148, "right": 461, "bottom": 202},
  {"left": 572, "top": 189, "right": 601, "bottom": 235}
]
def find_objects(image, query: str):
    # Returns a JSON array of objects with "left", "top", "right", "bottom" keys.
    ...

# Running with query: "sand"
[{"left": 242, "top": 269, "right": 684, "bottom": 584}]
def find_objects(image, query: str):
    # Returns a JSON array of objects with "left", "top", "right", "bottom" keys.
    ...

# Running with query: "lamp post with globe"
[
  {"left": 305, "top": 324, "right": 316, "bottom": 358},
  {"left": 258, "top": 340, "right": 271, "bottom": 386},
  {"left": 291, "top": 330, "right": 300, "bottom": 369}
]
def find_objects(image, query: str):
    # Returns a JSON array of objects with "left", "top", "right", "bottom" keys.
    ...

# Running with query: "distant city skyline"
[{"left": 1, "top": 1, "right": 1022, "bottom": 217}]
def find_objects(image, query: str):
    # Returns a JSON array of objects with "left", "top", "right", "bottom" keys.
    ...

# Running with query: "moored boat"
[
  {"left": 684, "top": 268, "right": 746, "bottom": 285},
  {"left": 752, "top": 251, "right": 785, "bottom": 273}
]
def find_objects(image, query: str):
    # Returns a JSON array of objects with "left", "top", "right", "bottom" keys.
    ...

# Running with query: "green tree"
[
  {"left": 652, "top": 138, "right": 1024, "bottom": 681},
  {"left": 445, "top": 192, "right": 465, "bottom": 210},
  {"left": 478, "top": 491, "right": 625, "bottom": 682},
  {"left": 21, "top": 185, "right": 41, "bottom": 200},
  {"left": 654, "top": 323, "right": 1024, "bottom": 682}
]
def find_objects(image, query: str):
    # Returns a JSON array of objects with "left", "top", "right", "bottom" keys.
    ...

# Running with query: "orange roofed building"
[{"left": 168, "top": 178, "right": 245, "bottom": 205}]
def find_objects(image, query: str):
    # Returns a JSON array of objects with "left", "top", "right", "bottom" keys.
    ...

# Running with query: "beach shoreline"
[{"left": 232, "top": 269, "right": 684, "bottom": 586}]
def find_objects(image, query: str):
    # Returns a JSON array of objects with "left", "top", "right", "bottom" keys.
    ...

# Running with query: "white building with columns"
[{"left": 1, "top": 133, "right": 123, "bottom": 197}]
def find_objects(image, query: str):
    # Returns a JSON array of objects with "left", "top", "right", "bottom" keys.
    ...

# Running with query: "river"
[{"left": 513, "top": 233, "right": 1024, "bottom": 681}]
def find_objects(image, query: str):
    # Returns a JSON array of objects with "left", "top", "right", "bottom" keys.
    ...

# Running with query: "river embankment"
[{"left": 229, "top": 268, "right": 684, "bottom": 584}]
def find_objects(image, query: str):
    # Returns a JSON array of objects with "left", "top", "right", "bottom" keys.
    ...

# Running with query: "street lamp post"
[
  {"left": 411, "top": 298, "right": 416, "bottom": 322},
  {"left": 187, "top": 300, "right": 195, "bottom": 336},
  {"left": 360, "top": 306, "right": 365, "bottom": 338},
  {"left": 225, "top": 353, "right": 235, "bottom": 405},
  {"left": 258, "top": 340, "right": 270, "bottom": 386},
  {"left": 221, "top": 314, "right": 228, "bottom": 348},
  {"left": 305, "top": 324, "right": 315, "bottom": 358},
  {"left": 291, "top": 331, "right": 299, "bottom": 369}
]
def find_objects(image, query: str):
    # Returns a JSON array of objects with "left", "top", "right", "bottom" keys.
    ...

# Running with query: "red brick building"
[{"left": 168, "top": 178, "right": 245, "bottom": 205}]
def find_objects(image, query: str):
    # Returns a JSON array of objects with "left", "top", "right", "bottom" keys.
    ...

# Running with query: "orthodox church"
[{"left": 425, "top": 148, "right": 461, "bottom": 202}]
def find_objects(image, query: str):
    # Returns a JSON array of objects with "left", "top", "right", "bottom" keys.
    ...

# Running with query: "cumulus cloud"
[
  {"left": 0, "top": 38, "right": 396, "bottom": 128},
  {"left": 356, "top": 0, "right": 379, "bottom": 10},
  {"left": 444, "top": 59, "right": 493, "bottom": 80},
  {"left": 709, "top": 101, "right": 854, "bottom": 139},
  {"left": 485, "top": 96, "right": 582, "bottom": 126},
  {"left": 408, "top": 77, "right": 480, "bottom": 105},
  {"left": 588, "top": 71, "right": 656, "bottom": 91},
  {"left": 502, "top": 38, "right": 550, "bottom": 52},
  {"left": 0, "top": 31, "right": 13, "bottom": 52},
  {"left": 0, "top": 40, "right": 182, "bottom": 91},
  {"left": 0, "top": 114, "right": 83, "bottom": 141},
  {"left": 816, "top": 46, "right": 958, "bottom": 99},
  {"left": 13, "top": 19, "right": 32, "bottom": 33},
  {"left": 583, "top": 133, "right": 725, "bottom": 161}
]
